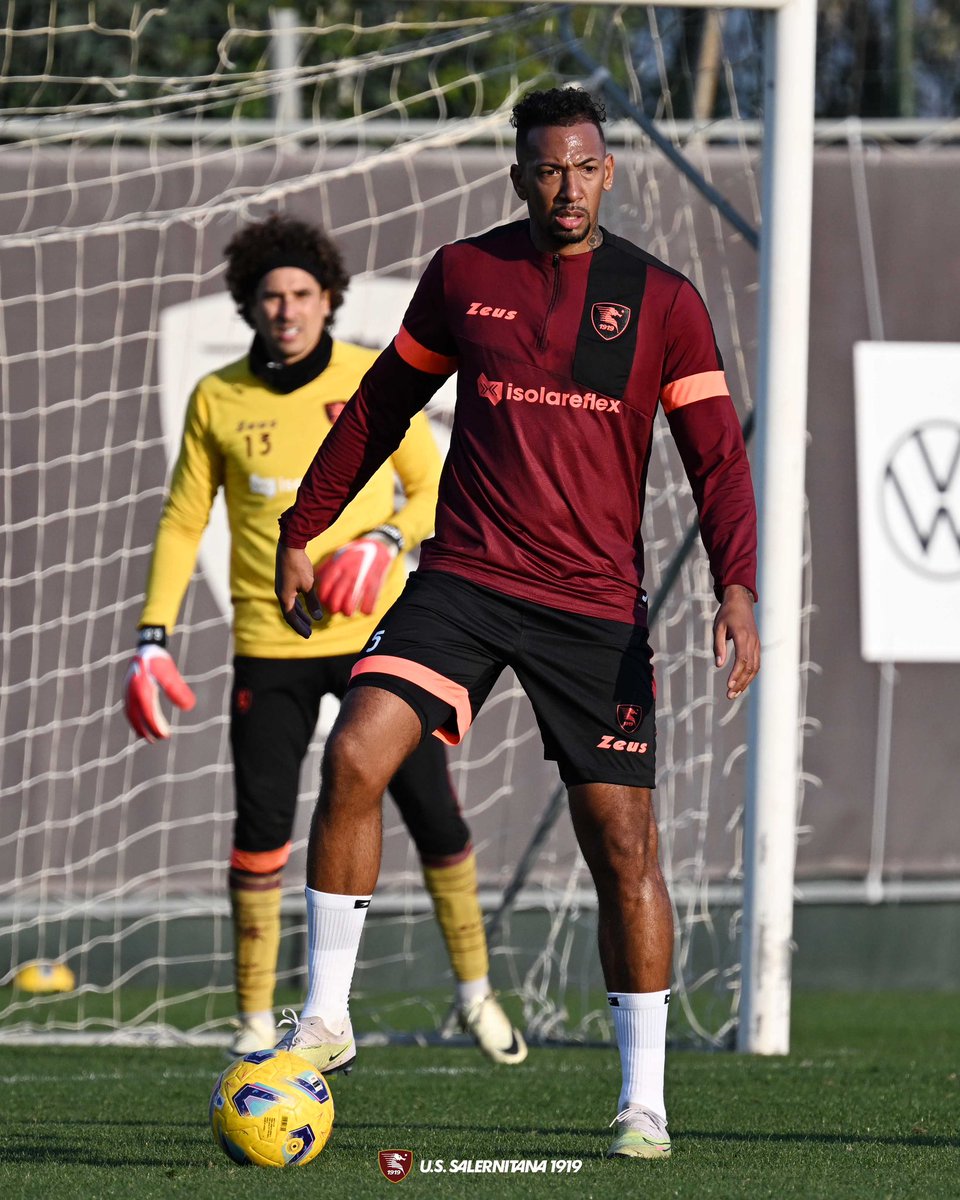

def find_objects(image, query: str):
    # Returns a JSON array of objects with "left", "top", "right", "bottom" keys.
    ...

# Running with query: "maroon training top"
[{"left": 280, "top": 220, "right": 757, "bottom": 625}]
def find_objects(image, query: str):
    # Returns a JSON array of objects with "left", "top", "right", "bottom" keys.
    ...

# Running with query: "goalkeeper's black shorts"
[
  {"left": 230, "top": 653, "right": 468, "bottom": 859},
  {"left": 348, "top": 569, "right": 657, "bottom": 789}
]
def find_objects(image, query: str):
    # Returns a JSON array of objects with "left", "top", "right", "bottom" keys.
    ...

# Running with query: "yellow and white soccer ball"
[
  {"left": 13, "top": 960, "right": 76, "bottom": 993},
  {"left": 210, "top": 1049, "right": 335, "bottom": 1168}
]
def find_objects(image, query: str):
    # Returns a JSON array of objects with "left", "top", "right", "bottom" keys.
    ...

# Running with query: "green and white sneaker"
[
  {"left": 274, "top": 1007, "right": 357, "bottom": 1076},
  {"left": 227, "top": 1013, "right": 276, "bottom": 1058},
  {"left": 607, "top": 1105, "right": 672, "bottom": 1159},
  {"left": 458, "top": 993, "right": 528, "bottom": 1065}
]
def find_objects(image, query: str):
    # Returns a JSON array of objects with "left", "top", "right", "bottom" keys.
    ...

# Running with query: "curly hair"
[
  {"left": 511, "top": 87, "right": 607, "bottom": 160},
  {"left": 224, "top": 213, "right": 351, "bottom": 328}
]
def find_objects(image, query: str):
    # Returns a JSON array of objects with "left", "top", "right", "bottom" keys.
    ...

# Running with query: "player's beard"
[{"left": 546, "top": 208, "right": 593, "bottom": 248}]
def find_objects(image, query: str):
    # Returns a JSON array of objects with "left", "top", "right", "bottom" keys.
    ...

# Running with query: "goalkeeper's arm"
[{"left": 125, "top": 382, "right": 221, "bottom": 738}]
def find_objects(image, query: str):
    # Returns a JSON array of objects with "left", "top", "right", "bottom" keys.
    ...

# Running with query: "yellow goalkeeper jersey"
[{"left": 139, "top": 339, "right": 441, "bottom": 658}]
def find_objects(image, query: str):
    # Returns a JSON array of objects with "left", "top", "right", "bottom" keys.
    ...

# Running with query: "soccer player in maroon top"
[{"left": 274, "top": 88, "right": 760, "bottom": 1160}]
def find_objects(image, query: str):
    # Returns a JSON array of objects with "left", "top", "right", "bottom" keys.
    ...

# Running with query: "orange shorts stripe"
[
  {"left": 229, "top": 843, "right": 291, "bottom": 874},
  {"left": 350, "top": 654, "right": 473, "bottom": 745},
  {"left": 660, "top": 369, "right": 729, "bottom": 414},
  {"left": 394, "top": 325, "right": 458, "bottom": 375}
]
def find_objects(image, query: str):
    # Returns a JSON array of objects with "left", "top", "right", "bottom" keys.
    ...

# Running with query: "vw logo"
[{"left": 881, "top": 420, "right": 960, "bottom": 580}]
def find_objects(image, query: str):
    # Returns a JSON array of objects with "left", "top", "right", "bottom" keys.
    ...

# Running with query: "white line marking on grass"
[{"left": 8, "top": 1067, "right": 220, "bottom": 1084}]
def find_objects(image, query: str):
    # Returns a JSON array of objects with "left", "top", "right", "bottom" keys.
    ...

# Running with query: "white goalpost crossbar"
[{"left": 487, "top": 0, "right": 817, "bottom": 1054}]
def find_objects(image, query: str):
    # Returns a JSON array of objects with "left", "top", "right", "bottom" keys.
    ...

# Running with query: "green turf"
[
  {"left": 0, "top": 992, "right": 956, "bottom": 1199},
  {"left": 0, "top": 983, "right": 728, "bottom": 1046}
]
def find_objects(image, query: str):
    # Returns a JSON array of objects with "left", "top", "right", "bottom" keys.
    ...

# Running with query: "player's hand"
[
  {"left": 713, "top": 584, "right": 760, "bottom": 700},
  {"left": 124, "top": 645, "right": 196, "bottom": 742},
  {"left": 314, "top": 533, "right": 398, "bottom": 618},
  {"left": 275, "top": 544, "right": 323, "bottom": 638}
]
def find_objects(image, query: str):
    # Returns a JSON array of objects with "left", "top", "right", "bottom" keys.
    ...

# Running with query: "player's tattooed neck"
[{"left": 588, "top": 227, "right": 604, "bottom": 249}]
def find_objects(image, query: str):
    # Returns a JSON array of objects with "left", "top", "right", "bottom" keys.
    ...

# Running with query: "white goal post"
[{"left": 735, "top": 0, "right": 816, "bottom": 1057}]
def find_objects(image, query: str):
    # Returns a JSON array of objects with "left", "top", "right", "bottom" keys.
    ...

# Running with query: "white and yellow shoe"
[
  {"left": 227, "top": 1013, "right": 276, "bottom": 1058},
  {"left": 458, "top": 993, "right": 528, "bottom": 1065},
  {"left": 606, "top": 1105, "right": 672, "bottom": 1159},
  {"left": 274, "top": 1007, "right": 357, "bottom": 1075}
]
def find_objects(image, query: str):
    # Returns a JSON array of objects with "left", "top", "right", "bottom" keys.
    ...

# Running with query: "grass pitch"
[{"left": 0, "top": 992, "right": 956, "bottom": 1199}]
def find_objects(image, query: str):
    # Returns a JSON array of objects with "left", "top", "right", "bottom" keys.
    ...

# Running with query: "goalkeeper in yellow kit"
[{"left": 123, "top": 213, "right": 526, "bottom": 1065}]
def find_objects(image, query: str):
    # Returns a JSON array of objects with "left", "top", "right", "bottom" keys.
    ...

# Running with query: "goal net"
[{"left": 0, "top": 2, "right": 810, "bottom": 1048}]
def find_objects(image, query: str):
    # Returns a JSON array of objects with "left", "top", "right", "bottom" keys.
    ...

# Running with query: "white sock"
[
  {"left": 608, "top": 990, "right": 670, "bottom": 1120},
  {"left": 300, "top": 887, "right": 372, "bottom": 1028},
  {"left": 455, "top": 975, "right": 491, "bottom": 1009}
]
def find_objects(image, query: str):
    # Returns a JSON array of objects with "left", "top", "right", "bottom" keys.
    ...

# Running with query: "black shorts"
[
  {"left": 349, "top": 571, "right": 657, "bottom": 789},
  {"left": 230, "top": 654, "right": 468, "bottom": 859}
]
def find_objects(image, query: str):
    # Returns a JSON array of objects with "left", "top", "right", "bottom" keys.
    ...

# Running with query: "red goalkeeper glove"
[
  {"left": 124, "top": 642, "right": 196, "bottom": 742},
  {"left": 314, "top": 532, "right": 399, "bottom": 617}
]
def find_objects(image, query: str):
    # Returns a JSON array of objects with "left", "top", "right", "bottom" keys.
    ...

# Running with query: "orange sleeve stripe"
[
  {"left": 660, "top": 369, "right": 729, "bottom": 414},
  {"left": 350, "top": 654, "right": 472, "bottom": 745},
  {"left": 229, "top": 843, "right": 291, "bottom": 875},
  {"left": 394, "top": 325, "right": 458, "bottom": 375}
]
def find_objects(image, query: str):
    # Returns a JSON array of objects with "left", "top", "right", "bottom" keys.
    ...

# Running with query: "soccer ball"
[
  {"left": 13, "top": 960, "right": 76, "bottom": 993},
  {"left": 210, "top": 1049, "right": 335, "bottom": 1168}
]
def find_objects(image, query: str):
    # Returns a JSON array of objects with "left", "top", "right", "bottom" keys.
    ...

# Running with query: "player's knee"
[
  {"left": 606, "top": 829, "right": 660, "bottom": 885},
  {"left": 321, "top": 722, "right": 392, "bottom": 807},
  {"left": 583, "top": 809, "right": 662, "bottom": 898}
]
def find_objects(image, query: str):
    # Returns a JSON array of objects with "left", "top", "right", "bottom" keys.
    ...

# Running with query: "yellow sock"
[
  {"left": 229, "top": 868, "right": 282, "bottom": 1016},
  {"left": 422, "top": 850, "right": 489, "bottom": 986}
]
